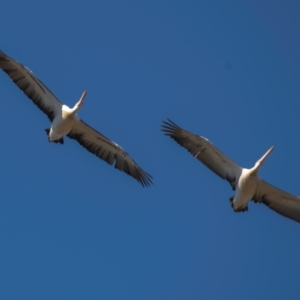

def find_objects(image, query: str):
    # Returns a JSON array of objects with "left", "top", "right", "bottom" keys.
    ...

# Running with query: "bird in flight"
[
  {"left": 162, "top": 119, "right": 300, "bottom": 223},
  {"left": 0, "top": 50, "right": 152, "bottom": 187}
]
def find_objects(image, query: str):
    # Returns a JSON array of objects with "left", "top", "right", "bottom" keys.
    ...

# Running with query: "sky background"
[{"left": 1, "top": 0, "right": 300, "bottom": 299}]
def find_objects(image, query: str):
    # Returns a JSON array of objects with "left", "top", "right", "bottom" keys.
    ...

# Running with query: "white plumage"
[
  {"left": 0, "top": 50, "right": 152, "bottom": 187},
  {"left": 162, "top": 119, "right": 300, "bottom": 223}
]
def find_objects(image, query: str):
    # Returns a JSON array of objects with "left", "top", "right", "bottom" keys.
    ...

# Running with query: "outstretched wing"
[
  {"left": 0, "top": 50, "right": 62, "bottom": 121},
  {"left": 68, "top": 120, "right": 153, "bottom": 187},
  {"left": 253, "top": 180, "right": 300, "bottom": 223},
  {"left": 162, "top": 119, "right": 242, "bottom": 189}
]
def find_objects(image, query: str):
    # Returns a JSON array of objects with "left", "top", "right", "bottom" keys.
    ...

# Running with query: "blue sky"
[{"left": 1, "top": 0, "right": 300, "bottom": 299}]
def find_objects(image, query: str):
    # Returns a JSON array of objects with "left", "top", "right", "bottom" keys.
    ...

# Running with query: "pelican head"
[{"left": 254, "top": 146, "right": 274, "bottom": 170}]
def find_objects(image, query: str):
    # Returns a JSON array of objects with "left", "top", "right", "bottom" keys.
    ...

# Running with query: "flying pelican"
[
  {"left": 162, "top": 119, "right": 300, "bottom": 223},
  {"left": 0, "top": 50, "right": 152, "bottom": 187}
]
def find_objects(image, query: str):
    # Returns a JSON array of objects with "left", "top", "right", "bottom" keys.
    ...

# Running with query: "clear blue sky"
[{"left": 1, "top": 1, "right": 300, "bottom": 299}]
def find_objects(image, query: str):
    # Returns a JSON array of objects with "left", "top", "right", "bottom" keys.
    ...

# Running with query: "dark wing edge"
[
  {"left": 253, "top": 180, "right": 300, "bottom": 223},
  {"left": 68, "top": 120, "right": 153, "bottom": 187},
  {"left": 0, "top": 50, "right": 62, "bottom": 121},
  {"left": 161, "top": 119, "right": 242, "bottom": 189}
]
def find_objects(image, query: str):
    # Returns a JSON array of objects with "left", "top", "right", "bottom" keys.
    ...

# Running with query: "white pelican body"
[
  {"left": 162, "top": 119, "right": 300, "bottom": 223},
  {"left": 51, "top": 105, "right": 78, "bottom": 139},
  {"left": 232, "top": 167, "right": 262, "bottom": 211},
  {"left": 234, "top": 169, "right": 258, "bottom": 210},
  {"left": 0, "top": 50, "right": 152, "bottom": 187},
  {"left": 47, "top": 96, "right": 86, "bottom": 144}
]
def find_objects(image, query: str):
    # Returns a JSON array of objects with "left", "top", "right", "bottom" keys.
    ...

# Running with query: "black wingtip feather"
[{"left": 161, "top": 119, "right": 181, "bottom": 136}]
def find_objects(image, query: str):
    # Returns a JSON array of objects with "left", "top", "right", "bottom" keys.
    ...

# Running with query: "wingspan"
[
  {"left": 0, "top": 50, "right": 62, "bottom": 121},
  {"left": 68, "top": 120, "right": 153, "bottom": 187},
  {"left": 253, "top": 180, "right": 300, "bottom": 223},
  {"left": 161, "top": 119, "right": 242, "bottom": 188}
]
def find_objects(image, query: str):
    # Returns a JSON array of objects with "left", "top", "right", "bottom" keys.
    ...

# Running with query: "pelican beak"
[
  {"left": 76, "top": 91, "right": 87, "bottom": 108},
  {"left": 257, "top": 146, "right": 274, "bottom": 165}
]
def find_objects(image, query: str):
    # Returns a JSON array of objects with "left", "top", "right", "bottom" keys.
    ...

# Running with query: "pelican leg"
[
  {"left": 45, "top": 128, "right": 50, "bottom": 142},
  {"left": 229, "top": 196, "right": 248, "bottom": 212},
  {"left": 52, "top": 137, "right": 64, "bottom": 144},
  {"left": 57, "top": 137, "right": 64, "bottom": 144},
  {"left": 45, "top": 129, "right": 64, "bottom": 144},
  {"left": 233, "top": 205, "right": 248, "bottom": 213}
]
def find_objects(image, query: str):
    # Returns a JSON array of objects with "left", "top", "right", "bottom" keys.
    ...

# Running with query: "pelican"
[
  {"left": 162, "top": 119, "right": 300, "bottom": 223},
  {"left": 0, "top": 50, "right": 152, "bottom": 187}
]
